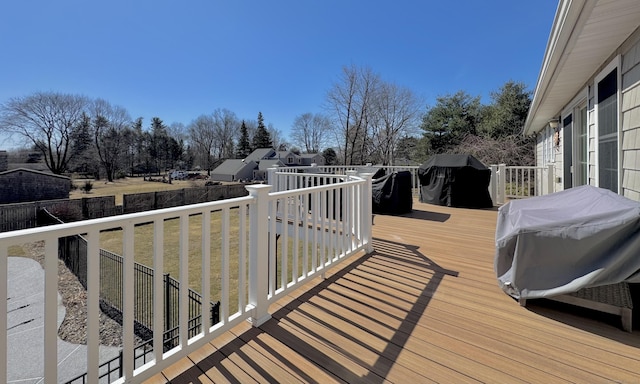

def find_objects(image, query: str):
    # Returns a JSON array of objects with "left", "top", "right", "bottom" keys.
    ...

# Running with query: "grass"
[
  {"left": 98, "top": 208, "right": 336, "bottom": 316},
  {"left": 99, "top": 209, "right": 248, "bottom": 314},
  {"left": 69, "top": 176, "right": 208, "bottom": 206}
]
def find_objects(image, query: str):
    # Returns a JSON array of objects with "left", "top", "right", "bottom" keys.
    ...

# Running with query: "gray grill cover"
[{"left": 495, "top": 185, "right": 640, "bottom": 300}]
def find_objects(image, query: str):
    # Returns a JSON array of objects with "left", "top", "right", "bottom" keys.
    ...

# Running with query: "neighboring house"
[
  {"left": 524, "top": 0, "right": 640, "bottom": 201},
  {"left": 245, "top": 148, "right": 276, "bottom": 163},
  {"left": 276, "top": 151, "right": 301, "bottom": 166},
  {"left": 298, "top": 153, "right": 325, "bottom": 166},
  {"left": 0, "top": 168, "right": 70, "bottom": 204},
  {"left": 210, "top": 160, "right": 257, "bottom": 182},
  {"left": 253, "top": 159, "right": 285, "bottom": 181},
  {"left": 210, "top": 148, "right": 326, "bottom": 182}
]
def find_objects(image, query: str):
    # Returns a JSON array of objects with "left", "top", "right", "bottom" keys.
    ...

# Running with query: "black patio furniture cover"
[
  {"left": 494, "top": 185, "right": 640, "bottom": 300},
  {"left": 371, "top": 171, "right": 413, "bottom": 214},
  {"left": 418, "top": 154, "right": 493, "bottom": 208},
  {"left": 356, "top": 166, "right": 386, "bottom": 180}
]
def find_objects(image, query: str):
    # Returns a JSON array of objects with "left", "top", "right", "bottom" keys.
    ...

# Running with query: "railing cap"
[{"left": 245, "top": 184, "right": 272, "bottom": 195}]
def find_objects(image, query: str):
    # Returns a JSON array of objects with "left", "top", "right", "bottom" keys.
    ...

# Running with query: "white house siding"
[
  {"left": 534, "top": 127, "right": 562, "bottom": 194},
  {"left": 535, "top": 29, "right": 640, "bottom": 201},
  {"left": 621, "top": 35, "right": 640, "bottom": 200},
  {"left": 536, "top": 135, "right": 544, "bottom": 169}
]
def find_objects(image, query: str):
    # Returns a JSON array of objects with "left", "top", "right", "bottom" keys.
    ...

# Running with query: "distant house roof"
[
  {"left": 245, "top": 148, "right": 275, "bottom": 163},
  {"left": 298, "top": 153, "right": 321, "bottom": 159},
  {"left": 277, "top": 150, "right": 298, "bottom": 158},
  {"left": 258, "top": 159, "right": 285, "bottom": 170},
  {"left": 7, "top": 163, "right": 50, "bottom": 172},
  {"left": 212, "top": 159, "right": 257, "bottom": 175},
  {"left": 0, "top": 167, "right": 69, "bottom": 180}
]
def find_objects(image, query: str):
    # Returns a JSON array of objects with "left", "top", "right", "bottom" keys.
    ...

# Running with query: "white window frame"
[
  {"left": 562, "top": 89, "right": 589, "bottom": 186},
  {"left": 593, "top": 55, "right": 621, "bottom": 193},
  {"left": 543, "top": 126, "right": 554, "bottom": 165}
]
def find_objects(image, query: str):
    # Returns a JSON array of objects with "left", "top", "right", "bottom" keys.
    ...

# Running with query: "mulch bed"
[{"left": 23, "top": 241, "right": 142, "bottom": 347}]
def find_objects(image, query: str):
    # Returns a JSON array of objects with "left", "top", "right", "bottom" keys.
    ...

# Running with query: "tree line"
[
  {"left": 0, "top": 94, "right": 290, "bottom": 181},
  {"left": 0, "top": 65, "right": 534, "bottom": 179}
]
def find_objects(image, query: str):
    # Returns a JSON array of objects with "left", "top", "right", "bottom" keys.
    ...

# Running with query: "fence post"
[
  {"left": 489, "top": 165, "right": 498, "bottom": 205},
  {"left": 547, "top": 164, "right": 554, "bottom": 196},
  {"left": 498, "top": 164, "right": 506, "bottom": 205},
  {"left": 267, "top": 166, "right": 279, "bottom": 191},
  {"left": 245, "top": 184, "right": 272, "bottom": 327},
  {"left": 164, "top": 273, "right": 171, "bottom": 334},
  {"left": 359, "top": 173, "right": 374, "bottom": 254}
]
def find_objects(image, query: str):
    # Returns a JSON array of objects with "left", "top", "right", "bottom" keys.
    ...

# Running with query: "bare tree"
[
  {"left": 453, "top": 134, "right": 535, "bottom": 166},
  {"left": 212, "top": 108, "right": 239, "bottom": 159},
  {"left": 369, "top": 83, "right": 421, "bottom": 165},
  {"left": 268, "top": 124, "right": 289, "bottom": 152},
  {"left": 168, "top": 122, "right": 187, "bottom": 145},
  {"left": 188, "top": 115, "right": 217, "bottom": 175},
  {"left": 89, "top": 99, "right": 132, "bottom": 181},
  {"left": 0, "top": 92, "right": 88, "bottom": 174},
  {"left": 291, "top": 112, "right": 332, "bottom": 153},
  {"left": 325, "top": 65, "right": 380, "bottom": 165}
]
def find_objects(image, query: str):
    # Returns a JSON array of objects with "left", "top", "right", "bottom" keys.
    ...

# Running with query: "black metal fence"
[{"left": 38, "top": 206, "right": 221, "bottom": 383}]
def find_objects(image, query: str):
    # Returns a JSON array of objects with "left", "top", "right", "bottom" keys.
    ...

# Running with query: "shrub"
[
  {"left": 48, "top": 203, "right": 83, "bottom": 222},
  {"left": 82, "top": 180, "right": 94, "bottom": 193}
]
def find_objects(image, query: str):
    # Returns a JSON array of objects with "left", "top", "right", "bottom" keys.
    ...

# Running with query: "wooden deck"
[{"left": 146, "top": 200, "right": 640, "bottom": 383}]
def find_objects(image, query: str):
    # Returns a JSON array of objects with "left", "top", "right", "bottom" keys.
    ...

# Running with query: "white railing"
[
  {"left": 274, "top": 163, "right": 556, "bottom": 207},
  {"left": 272, "top": 164, "right": 421, "bottom": 196},
  {"left": 0, "top": 174, "right": 373, "bottom": 383},
  {"left": 489, "top": 164, "right": 555, "bottom": 205}
]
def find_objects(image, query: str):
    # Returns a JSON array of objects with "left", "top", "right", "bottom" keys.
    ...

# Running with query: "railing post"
[
  {"left": 246, "top": 184, "right": 273, "bottom": 327},
  {"left": 489, "top": 165, "right": 498, "bottom": 205},
  {"left": 267, "top": 166, "right": 279, "bottom": 191},
  {"left": 498, "top": 164, "right": 506, "bottom": 205},
  {"left": 359, "top": 173, "right": 374, "bottom": 254},
  {"left": 547, "top": 164, "right": 554, "bottom": 196}
]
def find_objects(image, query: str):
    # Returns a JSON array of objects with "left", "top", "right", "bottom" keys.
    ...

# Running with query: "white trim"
[
  {"left": 593, "top": 55, "right": 622, "bottom": 193},
  {"left": 561, "top": 88, "right": 589, "bottom": 187}
]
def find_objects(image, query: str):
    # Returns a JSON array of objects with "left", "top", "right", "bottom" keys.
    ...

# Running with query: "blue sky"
[{"left": 0, "top": 1, "right": 558, "bottom": 146}]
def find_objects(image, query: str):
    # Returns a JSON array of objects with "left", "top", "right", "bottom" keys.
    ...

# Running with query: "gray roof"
[
  {"left": 212, "top": 159, "right": 256, "bottom": 175},
  {"left": 0, "top": 167, "right": 70, "bottom": 180},
  {"left": 258, "top": 159, "right": 285, "bottom": 170},
  {"left": 277, "top": 151, "right": 298, "bottom": 158},
  {"left": 245, "top": 148, "right": 275, "bottom": 162}
]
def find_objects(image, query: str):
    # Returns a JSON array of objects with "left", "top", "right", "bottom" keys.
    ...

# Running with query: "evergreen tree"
[
  {"left": 252, "top": 112, "right": 273, "bottom": 149},
  {"left": 420, "top": 91, "right": 482, "bottom": 153},
  {"left": 321, "top": 147, "right": 337, "bottom": 165},
  {"left": 68, "top": 113, "right": 99, "bottom": 176},
  {"left": 236, "top": 120, "right": 252, "bottom": 158},
  {"left": 479, "top": 80, "right": 532, "bottom": 139}
]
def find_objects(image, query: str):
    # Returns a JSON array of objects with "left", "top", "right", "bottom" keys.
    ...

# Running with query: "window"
[
  {"left": 596, "top": 65, "right": 619, "bottom": 193},
  {"left": 561, "top": 92, "right": 588, "bottom": 189},
  {"left": 575, "top": 105, "right": 588, "bottom": 186},
  {"left": 563, "top": 115, "right": 573, "bottom": 189}
]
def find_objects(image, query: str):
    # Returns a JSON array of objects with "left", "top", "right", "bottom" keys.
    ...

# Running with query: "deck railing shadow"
[{"left": 167, "top": 236, "right": 458, "bottom": 383}]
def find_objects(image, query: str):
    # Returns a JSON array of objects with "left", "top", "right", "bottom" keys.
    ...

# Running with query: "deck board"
[{"left": 152, "top": 200, "right": 640, "bottom": 383}]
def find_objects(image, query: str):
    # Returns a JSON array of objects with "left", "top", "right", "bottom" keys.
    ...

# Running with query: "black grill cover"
[
  {"left": 371, "top": 171, "right": 413, "bottom": 214},
  {"left": 418, "top": 154, "right": 492, "bottom": 208}
]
